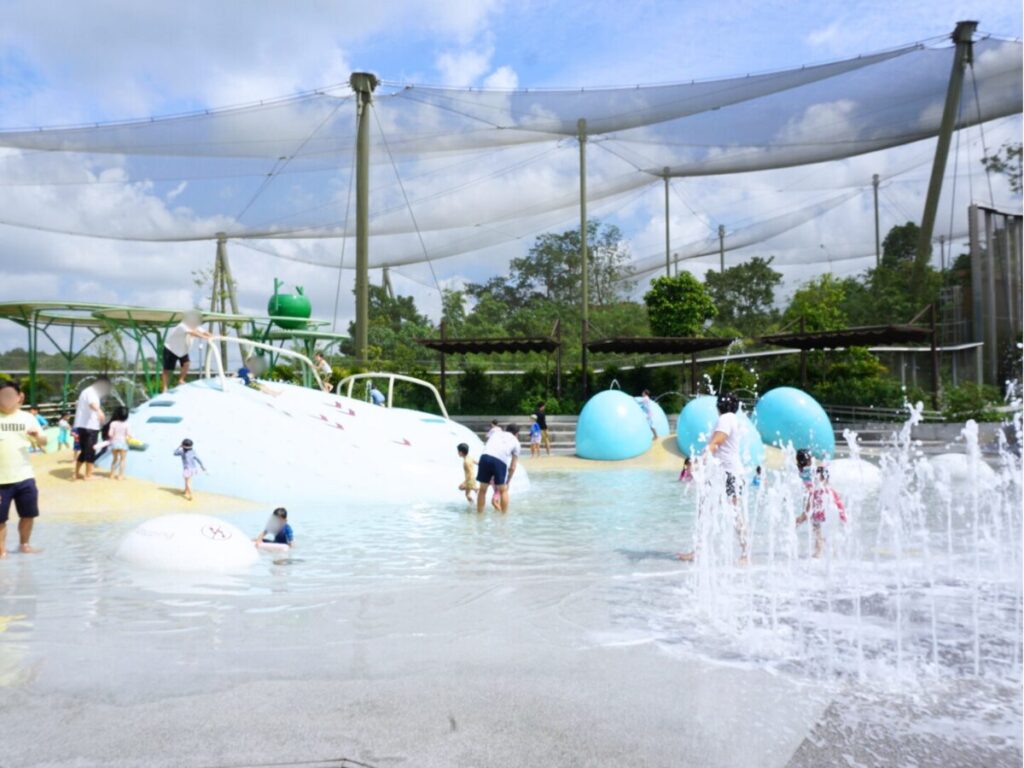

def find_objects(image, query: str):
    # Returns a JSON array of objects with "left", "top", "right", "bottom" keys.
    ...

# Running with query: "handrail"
[
  {"left": 336, "top": 372, "right": 449, "bottom": 419},
  {"left": 203, "top": 335, "right": 323, "bottom": 391}
]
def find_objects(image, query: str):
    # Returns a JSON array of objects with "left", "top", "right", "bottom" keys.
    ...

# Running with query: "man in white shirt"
[
  {"left": 73, "top": 375, "right": 111, "bottom": 481},
  {"left": 679, "top": 391, "right": 750, "bottom": 564},
  {"left": 476, "top": 424, "right": 520, "bottom": 514},
  {"left": 161, "top": 311, "right": 213, "bottom": 392}
]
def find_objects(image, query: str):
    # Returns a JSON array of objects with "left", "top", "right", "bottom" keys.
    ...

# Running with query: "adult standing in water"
[
  {"left": 679, "top": 391, "right": 749, "bottom": 564},
  {"left": 161, "top": 310, "right": 213, "bottom": 392},
  {"left": 72, "top": 375, "right": 111, "bottom": 481},
  {"left": 476, "top": 423, "right": 521, "bottom": 513}
]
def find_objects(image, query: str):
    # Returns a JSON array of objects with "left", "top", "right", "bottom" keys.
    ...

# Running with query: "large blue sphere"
[
  {"left": 676, "top": 396, "right": 765, "bottom": 474},
  {"left": 753, "top": 387, "right": 835, "bottom": 458},
  {"left": 576, "top": 390, "right": 653, "bottom": 460},
  {"left": 634, "top": 396, "right": 670, "bottom": 437}
]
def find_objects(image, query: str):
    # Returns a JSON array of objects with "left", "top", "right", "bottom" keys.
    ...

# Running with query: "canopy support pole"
[
  {"left": 555, "top": 318, "right": 562, "bottom": 399},
  {"left": 915, "top": 20, "right": 977, "bottom": 288},
  {"left": 799, "top": 316, "right": 808, "bottom": 389},
  {"left": 718, "top": 224, "right": 726, "bottom": 273},
  {"left": 689, "top": 352, "right": 698, "bottom": 394},
  {"left": 872, "top": 173, "right": 881, "bottom": 267},
  {"left": 351, "top": 72, "right": 379, "bottom": 366},
  {"left": 930, "top": 303, "right": 940, "bottom": 410},
  {"left": 663, "top": 170, "right": 671, "bottom": 277},
  {"left": 439, "top": 319, "right": 447, "bottom": 406},
  {"left": 578, "top": 118, "right": 589, "bottom": 402}
]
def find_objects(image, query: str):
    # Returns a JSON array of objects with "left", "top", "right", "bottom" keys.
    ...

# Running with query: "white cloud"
[
  {"left": 435, "top": 47, "right": 495, "bottom": 87},
  {"left": 483, "top": 65, "right": 519, "bottom": 90}
]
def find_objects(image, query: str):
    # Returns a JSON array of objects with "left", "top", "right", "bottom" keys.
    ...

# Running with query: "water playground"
[{"left": 0, "top": 20, "right": 1021, "bottom": 768}]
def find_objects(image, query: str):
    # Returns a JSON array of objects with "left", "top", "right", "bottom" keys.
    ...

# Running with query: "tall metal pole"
[
  {"left": 578, "top": 118, "right": 589, "bottom": 402},
  {"left": 350, "top": 72, "right": 379, "bottom": 365},
  {"left": 439, "top": 319, "right": 446, "bottom": 406},
  {"left": 718, "top": 224, "right": 726, "bottom": 273},
  {"left": 663, "top": 169, "right": 671, "bottom": 277},
  {"left": 872, "top": 173, "right": 881, "bottom": 267},
  {"left": 914, "top": 21, "right": 977, "bottom": 288}
]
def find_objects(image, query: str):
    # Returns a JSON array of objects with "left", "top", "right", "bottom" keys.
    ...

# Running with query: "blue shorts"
[
  {"left": 476, "top": 455, "right": 508, "bottom": 486},
  {"left": 0, "top": 479, "right": 40, "bottom": 524}
]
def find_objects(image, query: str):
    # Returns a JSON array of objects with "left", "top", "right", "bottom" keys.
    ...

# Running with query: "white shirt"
[
  {"left": 73, "top": 385, "right": 103, "bottom": 430},
  {"left": 164, "top": 321, "right": 194, "bottom": 358},
  {"left": 711, "top": 411, "right": 744, "bottom": 475},
  {"left": 483, "top": 430, "right": 520, "bottom": 468}
]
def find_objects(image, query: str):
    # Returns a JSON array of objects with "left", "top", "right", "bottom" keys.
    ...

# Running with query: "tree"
[
  {"left": 880, "top": 221, "right": 919, "bottom": 269},
  {"left": 783, "top": 274, "right": 847, "bottom": 331},
  {"left": 982, "top": 141, "right": 1022, "bottom": 194},
  {"left": 440, "top": 288, "right": 466, "bottom": 335},
  {"left": 704, "top": 256, "right": 782, "bottom": 336},
  {"left": 347, "top": 285, "right": 433, "bottom": 366},
  {"left": 644, "top": 273, "right": 717, "bottom": 337}
]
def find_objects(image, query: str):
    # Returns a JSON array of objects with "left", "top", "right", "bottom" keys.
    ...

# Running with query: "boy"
[
  {"left": 0, "top": 380, "right": 46, "bottom": 557},
  {"left": 313, "top": 352, "right": 333, "bottom": 392},
  {"left": 456, "top": 443, "right": 478, "bottom": 502},
  {"left": 529, "top": 415, "right": 542, "bottom": 458},
  {"left": 28, "top": 408, "right": 46, "bottom": 452},
  {"left": 255, "top": 507, "right": 294, "bottom": 547}
]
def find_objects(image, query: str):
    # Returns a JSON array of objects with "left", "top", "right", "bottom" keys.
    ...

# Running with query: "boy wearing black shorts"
[{"left": 0, "top": 380, "right": 46, "bottom": 557}]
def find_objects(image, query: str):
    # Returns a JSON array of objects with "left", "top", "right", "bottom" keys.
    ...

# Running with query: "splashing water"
[{"left": 657, "top": 407, "right": 1022, "bottom": 686}]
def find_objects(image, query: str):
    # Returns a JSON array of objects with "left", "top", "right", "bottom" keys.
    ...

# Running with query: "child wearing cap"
[{"left": 173, "top": 438, "right": 206, "bottom": 501}]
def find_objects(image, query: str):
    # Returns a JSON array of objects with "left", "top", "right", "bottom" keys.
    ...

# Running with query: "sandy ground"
[
  {"left": 522, "top": 437, "right": 786, "bottom": 473},
  {"left": 27, "top": 448, "right": 259, "bottom": 524}
]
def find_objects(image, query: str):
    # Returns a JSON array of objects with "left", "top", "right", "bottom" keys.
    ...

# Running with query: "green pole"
[
  {"left": 914, "top": 21, "right": 977, "bottom": 287},
  {"left": 718, "top": 224, "right": 726, "bottom": 273},
  {"left": 350, "top": 72, "right": 379, "bottom": 366},
  {"left": 578, "top": 118, "right": 589, "bottom": 402},
  {"left": 872, "top": 173, "right": 881, "bottom": 268},
  {"left": 28, "top": 311, "right": 38, "bottom": 405}
]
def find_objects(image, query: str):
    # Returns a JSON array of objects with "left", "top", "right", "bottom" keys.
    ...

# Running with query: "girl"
[
  {"left": 173, "top": 438, "right": 206, "bottom": 501},
  {"left": 796, "top": 465, "right": 847, "bottom": 558},
  {"left": 57, "top": 413, "right": 71, "bottom": 451},
  {"left": 107, "top": 408, "right": 131, "bottom": 480}
]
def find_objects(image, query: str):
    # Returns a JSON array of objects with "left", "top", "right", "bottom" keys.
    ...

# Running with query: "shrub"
[{"left": 942, "top": 382, "right": 1002, "bottom": 422}]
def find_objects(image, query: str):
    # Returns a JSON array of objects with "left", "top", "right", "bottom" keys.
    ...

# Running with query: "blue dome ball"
[
  {"left": 676, "top": 396, "right": 764, "bottom": 475},
  {"left": 753, "top": 387, "right": 835, "bottom": 458},
  {"left": 634, "top": 396, "right": 670, "bottom": 437},
  {"left": 576, "top": 390, "right": 653, "bottom": 460}
]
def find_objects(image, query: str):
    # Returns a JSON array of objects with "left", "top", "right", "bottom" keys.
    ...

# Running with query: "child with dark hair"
[
  {"left": 173, "top": 438, "right": 206, "bottom": 501},
  {"left": 57, "top": 413, "right": 71, "bottom": 451},
  {"left": 796, "top": 465, "right": 847, "bottom": 558},
  {"left": 456, "top": 443, "right": 478, "bottom": 502},
  {"left": 255, "top": 507, "right": 294, "bottom": 548},
  {"left": 107, "top": 407, "right": 132, "bottom": 480},
  {"left": 0, "top": 380, "right": 46, "bottom": 556}
]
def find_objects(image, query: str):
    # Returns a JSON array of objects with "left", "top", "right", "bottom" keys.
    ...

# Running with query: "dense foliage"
[{"left": 643, "top": 273, "right": 717, "bottom": 337}]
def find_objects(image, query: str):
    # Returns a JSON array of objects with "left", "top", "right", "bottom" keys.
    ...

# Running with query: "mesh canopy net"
[{"left": 0, "top": 35, "right": 1019, "bottom": 273}]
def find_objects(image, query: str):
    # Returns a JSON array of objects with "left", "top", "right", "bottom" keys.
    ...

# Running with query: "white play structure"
[{"left": 118, "top": 337, "right": 528, "bottom": 506}]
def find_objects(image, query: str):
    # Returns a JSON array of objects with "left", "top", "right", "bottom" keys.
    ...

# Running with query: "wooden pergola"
[{"left": 585, "top": 336, "right": 734, "bottom": 392}]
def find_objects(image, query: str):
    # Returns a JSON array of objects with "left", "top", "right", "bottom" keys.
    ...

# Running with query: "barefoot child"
[
  {"left": 107, "top": 408, "right": 132, "bottom": 480},
  {"left": 529, "top": 415, "right": 542, "bottom": 458},
  {"left": 796, "top": 465, "right": 847, "bottom": 558},
  {"left": 173, "top": 438, "right": 206, "bottom": 501},
  {"left": 456, "top": 443, "right": 478, "bottom": 502},
  {"left": 57, "top": 413, "right": 71, "bottom": 451},
  {"left": 0, "top": 380, "right": 46, "bottom": 557}
]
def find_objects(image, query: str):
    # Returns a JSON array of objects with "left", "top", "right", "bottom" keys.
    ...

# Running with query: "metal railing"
[
  {"left": 203, "top": 335, "right": 324, "bottom": 392},
  {"left": 336, "top": 372, "right": 448, "bottom": 419}
]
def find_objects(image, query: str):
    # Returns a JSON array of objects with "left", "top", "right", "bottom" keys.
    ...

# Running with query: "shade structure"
[
  {"left": 757, "top": 325, "right": 933, "bottom": 350},
  {"left": 418, "top": 337, "right": 560, "bottom": 355},
  {"left": 586, "top": 337, "right": 734, "bottom": 355}
]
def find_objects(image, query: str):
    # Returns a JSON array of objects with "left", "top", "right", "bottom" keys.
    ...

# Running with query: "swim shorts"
[
  {"left": 476, "top": 454, "right": 508, "bottom": 486},
  {"left": 77, "top": 428, "right": 99, "bottom": 463},
  {"left": 0, "top": 478, "right": 40, "bottom": 523},
  {"left": 162, "top": 346, "right": 189, "bottom": 372},
  {"left": 725, "top": 472, "right": 743, "bottom": 499}
]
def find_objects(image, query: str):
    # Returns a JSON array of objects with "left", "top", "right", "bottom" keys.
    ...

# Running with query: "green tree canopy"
[
  {"left": 982, "top": 141, "right": 1022, "bottom": 194},
  {"left": 644, "top": 273, "right": 717, "bottom": 336},
  {"left": 783, "top": 274, "right": 848, "bottom": 331},
  {"left": 704, "top": 256, "right": 782, "bottom": 336}
]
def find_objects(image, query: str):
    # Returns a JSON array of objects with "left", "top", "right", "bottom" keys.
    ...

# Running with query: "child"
[
  {"left": 28, "top": 408, "right": 46, "bottom": 452},
  {"left": 173, "top": 438, "right": 206, "bottom": 501},
  {"left": 751, "top": 465, "right": 763, "bottom": 489},
  {"left": 485, "top": 419, "right": 501, "bottom": 440},
  {"left": 529, "top": 415, "right": 542, "bottom": 458},
  {"left": 457, "top": 443, "right": 478, "bottom": 502},
  {"left": 107, "top": 408, "right": 131, "bottom": 480},
  {"left": 0, "top": 380, "right": 46, "bottom": 557},
  {"left": 678, "top": 456, "right": 693, "bottom": 482},
  {"left": 796, "top": 465, "right": 847, "bottom": 558},
  {"left": 640, "top": 390, "right": 657, "bottom": 440},
  {"left": 57, "top": 413, "right": 71, "bottom": 451},
  {"left": 255, "top": 507, "right": 294, "bottom": 548},
  {"left": 796, "top": 448, "right": 813, "bottom": 488}
]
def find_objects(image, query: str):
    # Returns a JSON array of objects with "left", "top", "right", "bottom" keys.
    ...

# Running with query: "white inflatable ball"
[
  {"left": 929, "top": 453, "right": 996, "bottom": 484},
  {"left": 116, "top": 513, "right": 259, "bottom": 573},
  {"left": 826, "top": 458, "right": 882, "bottom": 495}
]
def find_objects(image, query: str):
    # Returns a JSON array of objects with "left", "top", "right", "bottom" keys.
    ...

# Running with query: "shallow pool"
[{"left": 0, "top": 450, "right": 1021, "bottom": 767}]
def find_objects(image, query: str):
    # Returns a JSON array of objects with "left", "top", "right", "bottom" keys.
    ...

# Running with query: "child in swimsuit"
[
  {"left": 457, "top": 443, "right": 478, "bottom": 502},
  {"left": 796, "top": 465, "right": 846, "bottom": 558},
  {"left": 173, "top": 438, "right": 206, "bottom": 501},
  {"left": 256, "top": 507, "right": 294, "bottom": 548},
  {"left": 107, "top": 407, "right": 132, "bottom": 480}
]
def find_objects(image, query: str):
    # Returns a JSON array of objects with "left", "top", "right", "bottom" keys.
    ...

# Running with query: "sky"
[{"left": 0, "top": 0, "right": 1021, "bottom": 356}]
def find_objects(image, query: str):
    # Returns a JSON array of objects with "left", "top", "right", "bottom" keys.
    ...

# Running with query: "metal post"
[
  {"left": 872, "top": 173, "right": 881, "bottom": 267},
  {"left": 939, "top": 234, "right": 946, "bottom": 273},
  {"left": 930, "top": 303, "right": 940, "bottom": 410},
  {"left": 689, "top": 352, "right": 698, "bottom": 394},
  {"left": 663, "top": 170, "right": 671, "bottom": 277},
  {"left": 439, "top": 319, "right": 446, "bottom": 406},
  {"left": 984, "top": 209, "right": 997, "bottom": 382},
  {"left": 914, "top": 21, "right": 977, "bottom": 286},
  {"left": 351, "top": 72, "right": 379, "bottom": 366},
  {"left": 969, "top": 203, "right": 983, "bottom": 346},
  {"left": 578, "top": 118, "right": 589, "bottom": 402},
  {"left": 799, "top": 316, "right": 808, "bottom": 389},
  {"left": 718, "top": 224, "right": 726, "bottom": 273},
  {"left": 555, "top": 318, "right": 562, "bottom": 399}
]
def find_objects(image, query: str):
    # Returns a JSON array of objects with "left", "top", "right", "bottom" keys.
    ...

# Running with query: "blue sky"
[{"left": 0, "top": 0, "right": 1021, "bottom": 353}]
